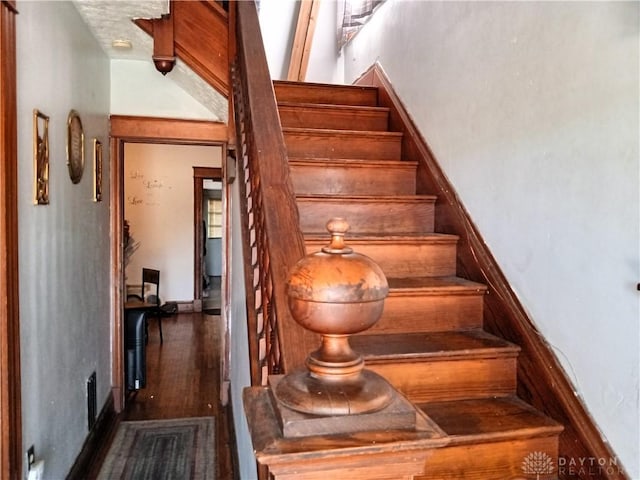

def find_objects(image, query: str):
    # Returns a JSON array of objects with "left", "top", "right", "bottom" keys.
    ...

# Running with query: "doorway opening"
[
  {"left": 110, "top": 115, "right": 228, "bottom": 412},
  {"left": 123, "top": 143, "right": 222, "bottom": 312},
  {"left": 201, "top": 179, "right": 223, "bottom": 315}
]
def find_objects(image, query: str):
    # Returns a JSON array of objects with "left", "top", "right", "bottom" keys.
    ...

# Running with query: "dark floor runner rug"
[
  {"left": 203, "top": 308, "right": 221, "bottom": 316},
  {"left": 98, "top": 417, "right": 215, "bottom": 480}
]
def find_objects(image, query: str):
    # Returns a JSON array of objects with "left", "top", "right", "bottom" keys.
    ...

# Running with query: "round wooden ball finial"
[
  {"left": 275, "top": 218, "right": 394, "bottom": 416},
  {"left": 321, "top": 217, "right": 352, "bottom": 253}
]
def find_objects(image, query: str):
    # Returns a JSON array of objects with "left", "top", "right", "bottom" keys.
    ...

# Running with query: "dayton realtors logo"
[
  {"left": 521, "top": 451, "right": 554, "bottom": 479},
  {"left": 520, "top": 452, "right": 623, "bottom": 478},
  {"left": 558, "top": 456, "right": 623, "bottom": 476}
]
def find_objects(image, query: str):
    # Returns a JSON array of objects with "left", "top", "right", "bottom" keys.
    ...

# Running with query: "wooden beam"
[
  {"left": 193, "top": 167, "right": 222, "bottom": 179},
  {"left": 226, "top": 1, "right": 237, "bottom": 148},
  {"left": 151, "top": 14, "right": 176, "bottom": 75},
  {"left": 110, "top": 115, "right": 227, "bottom": 144},
  {"left": 0, "top": 2, "right": 22, "bottom": 479},
  {"left": 287, "top": 0, "right": 320, "bottom": 82}
]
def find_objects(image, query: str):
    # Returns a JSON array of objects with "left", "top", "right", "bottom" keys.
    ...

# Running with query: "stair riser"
[
  {"left": 279, "top": 105, "right": 389, "bottom": 131},
  {"left": 368, "top": 357, "right": 517, "bottom": 403},
  {"left": 274, "top": 82, "right": 378, "bottom": 106},
  {"left": 305, "top": 240, "right": 456, "bottom": 278},
  {"left": 271, "top": 436, "right": 560, "bottom": 480},
  {"left": 268, "top": 450, "right": 444, "bottom": 480},
  {"left": 415, "top": 436, "right": 559, "bottom": 480},
  {"left": 370, "top": 293, "right": 484, "bottom": 333},
  {"left": 284, "top": 131, "right": 402, "bottom": 160},
  {"left": 291, "top": 162, "right": 417, "bottom": 196},
  {"left": 297, "top": 199, "right": 435, "bottom": 235}
]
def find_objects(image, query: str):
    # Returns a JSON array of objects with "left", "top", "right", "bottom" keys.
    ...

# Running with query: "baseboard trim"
[
  {"left": 66, "top": 394, "right": 119, "bottom": 480},
  {"left": 226, "top": 393, "right": 242, "bottom": 480},
  {"left": 177, "top": 300, "right": 195, "bottom": 313},
  {"left": 355, "top": 62, "right": 629, "bottom": 480}
]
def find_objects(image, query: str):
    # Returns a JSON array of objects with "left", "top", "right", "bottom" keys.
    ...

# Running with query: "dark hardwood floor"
[{"left": 90, "top": 311, "right": 235, "bottom": 479}]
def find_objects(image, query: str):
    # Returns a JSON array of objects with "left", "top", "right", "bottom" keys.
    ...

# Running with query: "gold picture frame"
[
  {"left": 33, "top": 109, "right": 50, "bottom": 205},
  {"left": 93, "top": 139, "right": 103, "bottom": 202},
  {"left": 66, "top": 110, "right": 85, "bottom": 184}
]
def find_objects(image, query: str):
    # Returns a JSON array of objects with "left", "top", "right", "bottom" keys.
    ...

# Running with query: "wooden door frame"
[
  {"left": 110, "top": 115, "right": 227, "bottom": 411},
  {"left": 0, "top": 2, "right": 21, "bottom": 479},
  {"left": 193, "top": 167, "right": 223, "bottom": 311}
]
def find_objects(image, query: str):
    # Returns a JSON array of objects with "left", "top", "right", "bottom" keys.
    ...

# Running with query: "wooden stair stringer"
[{"left": 135, "top": 2, "right": 229, "bottom": 98}]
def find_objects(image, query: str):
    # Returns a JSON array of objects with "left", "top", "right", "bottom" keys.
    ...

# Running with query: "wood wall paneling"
[
  {"left": 135, "top": 1, "right": 229, "bottom": 98},
  {"left": 173, "top": 0, "right": 229, "bottom": 96}
]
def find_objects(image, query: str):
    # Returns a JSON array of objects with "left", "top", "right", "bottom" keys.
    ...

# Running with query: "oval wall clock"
[{"left": 66, "top": 110, "right": 85, "bottom": 184}]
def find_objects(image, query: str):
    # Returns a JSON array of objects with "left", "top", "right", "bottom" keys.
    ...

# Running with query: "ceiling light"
[{"left": 111, "top": 39, "right": 133, "bottom": 50}]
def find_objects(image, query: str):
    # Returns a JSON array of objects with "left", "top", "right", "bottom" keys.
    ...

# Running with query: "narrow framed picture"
[
  {"left": 93, "top": 138, "right": 103, "bottom": 202},
  {"left": 33, "top": 109, "right": 50, "bottom": 205}
]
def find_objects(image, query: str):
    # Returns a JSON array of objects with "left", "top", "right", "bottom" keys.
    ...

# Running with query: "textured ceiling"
[{"left": 73, "top": 0, "right": 227, "bottom": 122}]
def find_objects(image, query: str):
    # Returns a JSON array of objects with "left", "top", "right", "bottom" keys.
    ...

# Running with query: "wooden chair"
[{"left": 141, "top": 268, "right": 163, "bottom": 344}]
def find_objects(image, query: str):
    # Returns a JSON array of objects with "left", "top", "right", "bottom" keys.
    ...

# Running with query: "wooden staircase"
[{"left": 273, "top": 79, "right": 564, "bottom": 480}]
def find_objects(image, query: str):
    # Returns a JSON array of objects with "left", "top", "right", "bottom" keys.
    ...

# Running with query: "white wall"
[
  {"left": 16, "top": 2, "right": 111, "bottom": 478},
  {"left": 259, "top": 0, "right": 344, "bottom": 84},
  {"left": 258, "top": 0, "right": 299, "bottom": 80},
  {"left": 340, "top": 1, "right": 639, "bottom": 475},
  {"left": 305, "top": 0, "right": 344, "bottom": 84},
  {"left": 229, "top": 168, "right": 258, "bottom": 479},
  {"left": 111, "top": 59, "right": 221, "bottom": 120},
  {"left": 124, "top": 143, "right": 222, "bottom": 302}
]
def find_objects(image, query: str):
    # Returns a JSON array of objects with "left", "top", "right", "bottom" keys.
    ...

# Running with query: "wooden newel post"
[
  {"left": 274, "top": 217, "right": 394, "bottom": 416},
  {"left": 242, "top": 219, "right": 447, "bottom": 479}
]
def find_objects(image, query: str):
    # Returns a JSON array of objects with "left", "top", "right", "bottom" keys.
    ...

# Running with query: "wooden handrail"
[{"left": 233, "top": 0, "right": 318, "bottom": 385}]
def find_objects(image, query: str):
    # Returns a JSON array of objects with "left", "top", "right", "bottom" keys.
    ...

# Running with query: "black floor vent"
[{"left": 87, "top": 371, "right": 97, "bottom": 431}]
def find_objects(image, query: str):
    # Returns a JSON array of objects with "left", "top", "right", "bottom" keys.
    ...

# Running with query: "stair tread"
[
  {"left": 278, "top": 101, "right": 390, "bottom": 113},
  {"left": 354, "top": 329, "right": 519, "bottom": 361},
  {"left": 283, "top": 126, "right": 402, "bottom": 137},
  {"left": 289, "top": 157, "right": 417, "bottom": 167},
  {"left": 273, "top": 80, "right": 379, "bottom": 107},
  {"left": 419, "top": 396, "right": 564, "bottom": 444},
  {"left": 387, "top": 275, "right": 487, "bottom": 293},
  {"left": 274, "top": 79, "right": 378, "bottom": 91},
  {"left": 297, "top": 194, "right": 436, "bottom": 202},
  {"left": 305, "top": 232, "right": 458, "bottom": 243}
]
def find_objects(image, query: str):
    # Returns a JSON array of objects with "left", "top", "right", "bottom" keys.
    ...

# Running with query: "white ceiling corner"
[{"left": 73, "top": 0, "right": 227, "bottom": 123}]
